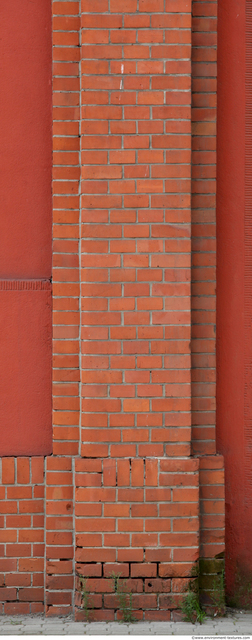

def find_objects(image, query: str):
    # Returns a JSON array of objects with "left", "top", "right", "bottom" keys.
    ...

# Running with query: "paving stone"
[
  {"left": 216, "top": 623, "right": 247, "bottom": 631},
  {"left": 0, "top": 631, "right": 22, "bottom": 635},
  {"left": 171, "top": 627, "right": 197, "bottom": 634},
  {"left": 1, "top": 621, "right": 23, "bottom": 626},
  {"left": 148, "top": 626, "right": 173, "bottom": 635},
  {"left": 235, "top": 629, "right": 252, "bottom": 632},
  {"left": 66, "top": 629, "right": 87, "bottom": 635},
  {"left": 171, "top": 628, "right": 196, "bottom": 635},
  {"left": 43, "top": 632, "right": 66, "bottom": 636},
  {"left": 128, "top": 623, "right": 151, "bottom": 636},
  {"left": 23, "top": 621, "right": 43, "bottom": 626},
  {"left": 44, "top": 619, "right": 69, "bottom": 624},
  {"left": 155, "top": 632, "right": 175, "bottom": 636},
  {"left": 22, "top": 629, "right": 43, "bottom": 635},
  {"left": 0, "top": 625, "right": 23, "bottom": 630},
  {"left": 84, "top": 630, "right": 107, "bottom": 636},
  {"left": 109, "top": 630, "right": 131, "bottom": 635},
  {"left": 0, "top": 613, "right": 252, "bottom": 635},
  {"left": 193, "top": 626, "right": 217, "bottom": 633},
  {"left": 64, "top": 624, "right": 88, "bottom": 630}
]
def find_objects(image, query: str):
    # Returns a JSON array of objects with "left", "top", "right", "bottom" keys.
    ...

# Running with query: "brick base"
[
  {"left": 74, "top": 456, "right": 199, "bottom": 621},
  {"left": 0, "top": 454, "right": 225, "bottom": 618},
  {"left": 75, "top": 563, "right": 193, "bottom": 621}
]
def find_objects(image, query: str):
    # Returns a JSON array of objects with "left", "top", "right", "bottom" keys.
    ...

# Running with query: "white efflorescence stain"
[{"left": 120, "top": 63, "right": 124, "bottom": 89}]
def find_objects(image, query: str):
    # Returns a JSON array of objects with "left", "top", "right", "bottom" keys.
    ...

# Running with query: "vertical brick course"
[
  {"left": 52, "top": 0, "right": 81, "bottom": 460},
  {"left": 45, "top": 0, "right": 81, "bottom": 616},
  {"left": 199, "top": 455, "right": 225, "bottom": 559},
  {"left": 191, "top": 0, "right": 217, "bottom": 455},
  {"left": 45, "top": 457, "right": 74, "bottom": 615}
]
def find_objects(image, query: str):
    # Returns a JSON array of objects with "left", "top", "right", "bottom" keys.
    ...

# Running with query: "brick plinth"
[{"left": 75, "top": 458, "right": 199, "bottom": 621}]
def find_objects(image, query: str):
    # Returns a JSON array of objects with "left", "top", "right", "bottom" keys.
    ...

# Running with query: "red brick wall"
[
  {"left": 0, "top": 0, "right": 225, "bottom": 619},
  {"left": 80, "top": 0, "right": 192, "bottom": 460},
  {"left": 0, "top": 458, "right": 44, "bottom": 615},
  {"left": 76, "top": 0, "right": 195, "bottom": 620}
]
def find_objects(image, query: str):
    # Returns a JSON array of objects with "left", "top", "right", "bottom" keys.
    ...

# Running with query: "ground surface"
[{"left": 0, "top": 610, "right": 251, "bottom": 635}]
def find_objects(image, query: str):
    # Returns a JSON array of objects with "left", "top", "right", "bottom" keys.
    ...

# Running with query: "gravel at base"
[{"left": 0, "top": 610, "right": 251, "bottom": 635}]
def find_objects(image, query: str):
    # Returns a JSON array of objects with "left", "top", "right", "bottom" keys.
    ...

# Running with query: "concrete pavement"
[{"left": 0, "top": 609, "right": 252, "bottom": 635}]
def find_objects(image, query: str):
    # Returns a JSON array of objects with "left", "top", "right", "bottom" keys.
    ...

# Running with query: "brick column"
[
  {"left": 191, "top": 0, "right": 217, "bottom": 457},
  {"left": 75, "top": 0, "right": 199, "bottom": 621}
]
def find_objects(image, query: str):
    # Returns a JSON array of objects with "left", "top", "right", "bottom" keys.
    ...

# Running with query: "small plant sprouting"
[
  {"left": 78, "top": 575, "right": 93, "bottom": 622},
  {"left": 110, "top": 571, "right": 136, "bottom": 623},
  {"left": 210, "top": 569, "right": 226, "bottom": 616},
  {"left": 110, "top": 571, "right": 121, "bottom": 594},
  {"left": 181, "top": 589, "right": 206, "bottom": 624},
  {"left": 180, "top": 564, "right": 206, "bottom": 625}
]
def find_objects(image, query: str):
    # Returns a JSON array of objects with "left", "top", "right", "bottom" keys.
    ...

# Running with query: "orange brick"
[{"left": 2, "top": 459, "right": 15, "bottom": 484}]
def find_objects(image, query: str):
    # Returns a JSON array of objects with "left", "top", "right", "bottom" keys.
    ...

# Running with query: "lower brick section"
[
  {"left": 199, "top": 555, "right": 225, "bottom": 610},
  {"left": 74, "top": 457, "right": 199, "bottom": 621},
  {"left": 198, "top": 455, "right": 225, "bottom": 611},
  {"left": 0, "top": 454, "right": 225, "bottom": 618},
  {"left": 75, "top": 563, "right": 194, "bottom": 622},
  {"left": 0, "top": 457, "right": 45, "bottom": 615},
  {"left": 199, "top": 455, "right": 225, "bottom": 559}
]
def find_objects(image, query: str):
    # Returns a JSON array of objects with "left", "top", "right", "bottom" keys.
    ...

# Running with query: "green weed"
[
  {"left": 110, "top": 571, "right": 136, "bottom": 623},
  {"left": 210, "top": 569, "right": 226, "bottom": 616},
  {"left": 181, "top": 590, "right": 206, "bottom": 624},
  {"left": 78, "top": 575, "right": 93, "bottom": 621},
  {"left": 180, "top": 564, "right": 206, "bottom": 625}
]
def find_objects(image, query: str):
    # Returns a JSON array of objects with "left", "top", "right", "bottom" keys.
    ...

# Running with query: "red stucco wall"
[
  {"left": 0, "top": 0, "right": 52, "bottom": 456},
  {"left": 217, "top": 0, "right": 252, "bottom": 597}
]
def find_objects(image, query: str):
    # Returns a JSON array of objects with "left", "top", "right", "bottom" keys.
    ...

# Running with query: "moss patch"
[{"left": 199, "top": 554, "right": 225, "bottom": 615}]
